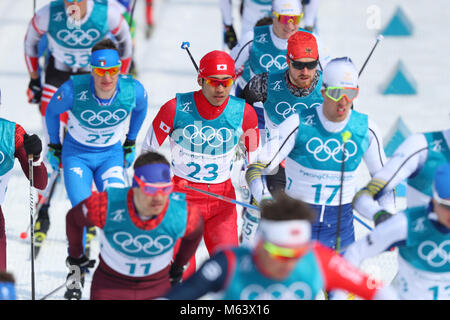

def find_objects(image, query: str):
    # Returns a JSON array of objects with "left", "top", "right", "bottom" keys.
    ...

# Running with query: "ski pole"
[
  {"left": 40, "top": 281, "right": 67, "bottom": 300},
  {"left": 181, "top": 41, "right": 199, "bottom": 72},
  {"left": 28, "top": 155, "right": 36, "bottom": 300}
]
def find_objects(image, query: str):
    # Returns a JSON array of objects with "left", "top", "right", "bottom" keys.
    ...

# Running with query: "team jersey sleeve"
[
  {"left": 24, "top": 5, "right": 49, "bottom": 73},
  {"left": 230, "top": 30, "right": 254, "bottom": 77},
  {"left": 45, "top": 80, "right": 74, "bottom": 144},
  {"left": 141, "top": 98, "right": 177, "bottom": 153},
  {"left": 164, "top": 250, "right": 235, "bottom": 300},
  {"left": 14, "top": 124, "right": 48, "bottom": 190},
  {"left": 125, "top": 80, "right": 148, "bottom": 141},
  {"left": 66, "top": 191, "right": 108, "bottom": 258},
  {"left": 219, "top": 0, "right": 233, "bottom": 26},
  {"left": 240, "top": 103, "right": 261, "bottom": 164},
  {"left": 313, "top": 243, "right": 385, "bottom": 300}
]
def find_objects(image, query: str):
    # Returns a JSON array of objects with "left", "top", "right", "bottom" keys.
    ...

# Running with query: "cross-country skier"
[
  {"left": 245, "top": 57, "right": 396, "bottom": 250},
  {"left": 163, "top": 193, "right": 398, "bottom": 300},
  {"left": 141, "top": 50, "right": 260, "bottom": 278},
  {"left": 64, "top": 151, "right": 203, "bottom": 300}
]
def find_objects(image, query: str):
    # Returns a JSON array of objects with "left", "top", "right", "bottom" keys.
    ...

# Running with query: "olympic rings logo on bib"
[
  {"left": 113, "top": 232, "right": 173, "bottom": 255},
  {"left": 275, "top": 101, "right": 321, "bottom": 119},
  {"left": 80, "top": 109, "right": 128, "bottom": 126},
  {"left": 418, "top": 240, "right": 450, "bottom": 268},
  {"left": 240, "top": 282, "right": 312, "bottom": 300},
  {"left": 306, "top": 137, "right": 357, "bottom": 163},
  {"left": 182, "top": 124, "right": 233, "bottom": 148},
  {"left": 259, "top": 54, "right": 288, "bottom": 71},
  {"left": 56, "top": 28, "right": 101, "bottom": 47}
]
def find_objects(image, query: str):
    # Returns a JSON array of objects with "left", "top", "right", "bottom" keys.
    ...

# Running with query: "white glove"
[{"left": 240, "top": 206, "right": 260, "bottom": 247}]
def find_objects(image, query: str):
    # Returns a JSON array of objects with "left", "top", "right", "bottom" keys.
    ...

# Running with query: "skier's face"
[
  {"left": 133, "top": 185, "right": 170, "bottom": 217},
  {"left": 287, "top": 58, "right": 317, "bottom": 89},
  {"left": 321, "top": 89, "right": 353, "bottom": 122},
  {"left": 198, "top": 75, "right": 233, "bottom": 106}
]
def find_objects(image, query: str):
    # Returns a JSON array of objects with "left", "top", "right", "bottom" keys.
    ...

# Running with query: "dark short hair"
[
  {"left": 91, "top": 38, "right": 119, "bottom": 54},
  {"left": 133, "top": 151, "right": 170, "bottom": 169},
  {"left": 260, "top": 192, "right": 316, "bottom": 223}
]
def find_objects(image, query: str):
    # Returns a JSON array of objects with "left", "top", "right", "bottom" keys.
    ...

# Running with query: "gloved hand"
[
  {"left": 23, "top": 133, "right": 42, "bottom": 161},
  {"left": 123, "top": 139, "right": 136, "bottom": 168},
  {"left": 373, "top": 210, "right": 393, "bottom": 226},
  {"left": 27, "top": 78, "right": 42, "bottom": 104},
  {"left": 169, "top": 263, "right": 185, "bottom": 287},
  {"left": 64, "top": 255, "right": 95, "bottom": 300},
  {"left": 240, "top": 200, "right": 261, "bottom": 246},
  {"left": 47, "top": 143, "right": 62, "bottom": 171},
  {"left": 223, "top": 24, "right": 237, "bottom": 50}
]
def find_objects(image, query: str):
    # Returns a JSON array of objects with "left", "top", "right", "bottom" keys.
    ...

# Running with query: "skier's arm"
[
  {"left": 24, "top": 6, "right": 49, "bottom": 78},
  {"left": 44, "top": 80, "right": 74, "bottom": 144},
  {"left": 141, "top": 98, "right": 177, "bottom": 153},
  {"left": 14, "top": 124, "right": 48, "bottom": 190},
  {"left": 125, "top": 80, "right": 148, "bottom": 141},
  {"left": 240, "top": 103, "right": 261, "bottom": 164},
  {"left": 239, "top": 73, "right": 268, "bottom": 104},
  {"left": 164, "top": 250, "right": 234, "bottom": 300},
  {"left": 230, "top": 31, "right": 254, "bottom": 78},
  {"left": 362, "top": 120, "right": 396, "bottom": 213},
  {"left": 172, "top": 206, "right": 204, "bottom": 269},
  {"left": 314, "top": 243, "right": 398, "bottom": 300}
]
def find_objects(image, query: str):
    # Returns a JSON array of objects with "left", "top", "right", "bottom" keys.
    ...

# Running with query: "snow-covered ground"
[{"left": 0, "top": 0, "right": 448, "bottom": 300}]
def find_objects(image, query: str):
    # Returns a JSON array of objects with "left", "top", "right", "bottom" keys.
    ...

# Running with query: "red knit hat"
[
  {"left": 287, "top": 31, "right": 319, "bottom": 61},
  {"left": 198, "top": 50, "right": 235, "bottom": 78}
]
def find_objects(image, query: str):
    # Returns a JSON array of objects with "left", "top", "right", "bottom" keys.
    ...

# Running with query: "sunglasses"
[
  {"left": 204, "top": 77, "right": 234, "bottom": 88},
  {"left": 65, "top": 0, "right": 85, "bottom": 2},
  {"left": 92, "top": 65, "right": 121, "bottom": 77},
  {"left": 272, "top": 12, "right": 303, "bottom": 25},
  {"left": 324, "top": 86, "right": 359, "bottom": 102},
  {"left": 263, "top": 242, "right": 306, "bottom": 261},
  {"left": 288, "top": 57, "right": 318, "bottom": 70},
  {"left": 133, "top": 175, "right": 173, "bottom": 196}
]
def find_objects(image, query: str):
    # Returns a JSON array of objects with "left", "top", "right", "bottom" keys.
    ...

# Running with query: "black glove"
[
  {"left": 223, "top": 24, "right": 237, "bottom": 50},
  {"left": 23, "top": 133, "right": 42, "bottom": 160},
  {"left": 123, "top": 138, "right": 136, "bottom": 168},
  {"left": 373, "top": 210, "right": 393, "bottom": 226},
  {"left": 169, "top": 263, "right": 185, "bottom": 287},
  {"left": 27, "top": 78, "right": 42, "bottom": 104},
  {"left": 64, "top": 255, "right": 96, "bottom": 300}
]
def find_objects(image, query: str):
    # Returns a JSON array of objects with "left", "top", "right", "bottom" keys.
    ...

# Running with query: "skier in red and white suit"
[{"left": 141, "top": 50, "right": 260, "bottom": 277}]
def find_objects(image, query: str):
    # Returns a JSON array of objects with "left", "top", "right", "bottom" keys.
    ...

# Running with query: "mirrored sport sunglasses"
[
  {"left": 204, "top": 77, "right": 234, "bottom": 88},
  {"left": 263, "top": 242, "right": 307, "bottom": 261},
  {"left": 272, "top": 12, "right": 304, "bottom": 25},
  {"left": 288, "top": 57, "right": 319, "bottom": 70},
  {"left": 324, "top": 86, "right": 359, "bottom": 102},
  {"left": 65, "top": 0, "right": 85, "bottom": 2},
  {"left": 92, "top": 65, "right": 121, "bottom": 77},
  {"left": 133, "top": 175, "right": 173, "bottom": 196}
]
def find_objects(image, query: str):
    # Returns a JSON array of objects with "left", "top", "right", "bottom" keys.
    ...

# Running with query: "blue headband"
[
  {"left": 90, "top": 49, "right": 121, "bottom": 68},
  {"left": 132, "top": 163, "right": 172, "bottom": 187}
]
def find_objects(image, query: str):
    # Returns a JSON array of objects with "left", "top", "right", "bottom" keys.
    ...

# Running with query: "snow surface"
[{"left": 0, "top": 0, "right": 448, "bottom": 300}]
